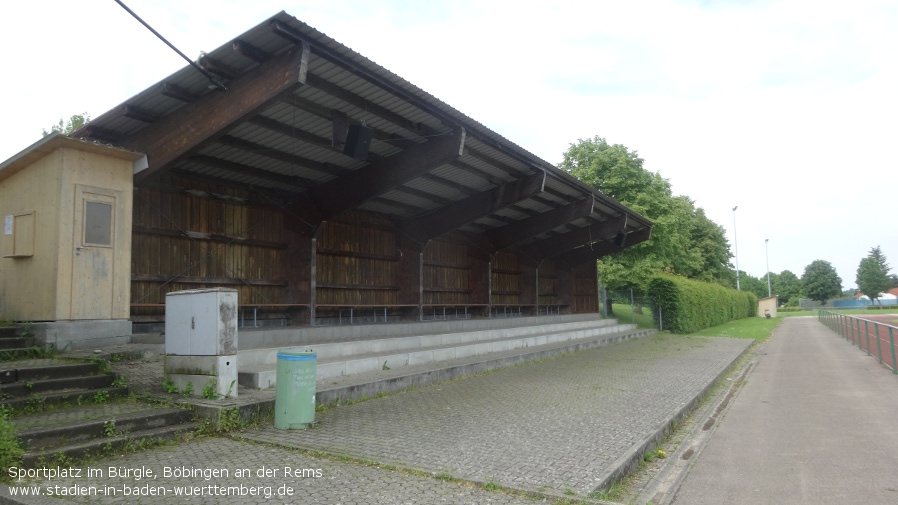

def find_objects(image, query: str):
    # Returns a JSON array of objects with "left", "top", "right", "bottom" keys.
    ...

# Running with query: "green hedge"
[{"left": 648, "top": 274, "right": 758, "bottom": 334}]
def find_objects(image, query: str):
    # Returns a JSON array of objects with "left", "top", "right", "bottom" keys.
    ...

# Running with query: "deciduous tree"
[
  {"left": 42, "top": 113, "right": 89, "bottom": 136},
  {"left": 559, "top": 136, "right": 733, "bottom": 293},
  {"left": 802, "top": 260, "right": 842, "bottom": 305}
]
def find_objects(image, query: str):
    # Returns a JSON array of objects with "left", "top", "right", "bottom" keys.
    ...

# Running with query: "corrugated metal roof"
[{"left": 72, "top": 10, "right": 651, "bottom": 260}]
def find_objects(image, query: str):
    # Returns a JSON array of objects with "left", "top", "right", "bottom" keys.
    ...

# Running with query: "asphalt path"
[{"left": 671, "top": 316, "right": 898, "bottom": 505}]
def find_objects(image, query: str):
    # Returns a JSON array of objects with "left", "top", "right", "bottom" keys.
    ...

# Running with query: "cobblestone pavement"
[
  {"left": 2, "top": 438, "right": 537, "bottom": 505},
  {"left": 240, "top": 335, "right": 751, "bottom": 496},
  {"left": 3, "top": 335, "right": 750, "bottom": 504}
]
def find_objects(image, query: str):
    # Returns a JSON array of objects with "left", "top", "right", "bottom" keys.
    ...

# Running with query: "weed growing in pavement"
[
  {"left": 181, "top": 381, "right": 193, "bottom": 397},
  {"left": 163, "top": 377, "right": 178, "bottom": 393},
  {"left": 103, "top": 420, "right": 116, "bottom": 437},
  {"left": 0, "top": 406, "right": 23, "bottom": 478},
  {"left": 93, "top": 390, "right": 110, "bottom": 404},
  {"left": 111, "top": 376, "right": 128, "bottom": 388},
  {"left": 202, "top": 378, "right": 218, "bottom": 400},
  {"left": 588, "top": 480, "right": 626, "bottom": 502}
]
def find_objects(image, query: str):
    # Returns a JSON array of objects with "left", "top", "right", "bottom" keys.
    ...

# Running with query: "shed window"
[{"left": 84, "top": 201, "right": 112, "bottom": 246}]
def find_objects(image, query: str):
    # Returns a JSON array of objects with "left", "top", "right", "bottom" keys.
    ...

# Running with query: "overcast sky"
[{"left": 2, "top": 0, "right": 895, "bottom": 289}]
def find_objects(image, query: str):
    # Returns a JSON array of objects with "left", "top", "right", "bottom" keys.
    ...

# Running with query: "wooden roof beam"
[
  {"left": 554, "top": 227, "right": 653, "bottom": 267},
  {"left": 520, "top": 213, "right": 629, "bottom": 262},
  {"left": 482, "top": 196, "right": 595, "bottom": 252},
  {"left": 295, "top": 127, "right": 466, "bottom": 223},
  {"left": 188, "top": 155, "right": 315, "bottom": 188},
  {"left": 216, "top": 135, "right": 345, "bottom": 177},
  {"left": 399, "top": 170, "right": 546, "bottom": 245},
  {"left": 118, "top": 42, "right": 311, "bottom": 184}
]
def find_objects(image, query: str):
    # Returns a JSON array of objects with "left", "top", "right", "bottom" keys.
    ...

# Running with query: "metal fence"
[
  {"left": 818, "top": 310, "right": 898, "bottom": 374},
  {"left": 599, "top": 287, "right": 662, "bottom": 330}
]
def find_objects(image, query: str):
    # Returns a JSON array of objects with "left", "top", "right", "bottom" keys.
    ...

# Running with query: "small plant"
[
  {"left": 111, "top": 376, "right": 128, "bottom": 388},
  {"left": 17, "top": 322, "right": 34, "bottom": 339},
  {"left": 435, "top": 472, "right": 453, "bottom": 481},
  {"left": 643, "top": 448, "right": 667, "bottom": 462},
  {"left": 202, "top": 378, "right": 218, "bottom": 400},
  {"left": 0, "top": 406, "right": 24, "bottom": 477},
  {"left": 182, "top": 381, "right": 194, "bottom": 396},
  {"left": 564, "top": 488, "right": 577, "bottom": 495},
  {"left": 163, "top": 377, "right": 178, "bottom": 394},
  {"left": 382, "top": 360, "right": 390, "bottom": 370},
  {"left": 224, "top": 380, "right": 236, "bottom": 399},
  {"left": 93, "top": 390, "right": 110, "bottom": 404},
  {"left": 103, "top": 420, "right": 116, "bottom": 437},
  {"left": 23, "top": 380, "right": 34, "bottom": 390},
  {"left": 483, "top": 481, "right": 499, "bottom": 492}
]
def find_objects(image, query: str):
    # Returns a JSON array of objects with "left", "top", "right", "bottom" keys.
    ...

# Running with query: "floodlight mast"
[
  {"left": 733, "top": 206, "right": 740, "bottom": 291},
  {"left": 766, "top": 238, "right": 771, "bottom": 297}
]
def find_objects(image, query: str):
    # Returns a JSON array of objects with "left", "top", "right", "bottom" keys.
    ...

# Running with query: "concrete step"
[
  {"left": 238, "top": 320, "right": 638, "bottom": 389},
  {"left": 0, "top": 386, "right": 130, "bottom": 410},
  {"left": 237, "top": 313, "right": 603, "bottom": 350},
  {"left": 0, "top": 326, "right": 22, "bottom": 339},
  {"left": 1, "top": 374, "right": 116, "bottom": 398},
  {"left": 21, "top": 422, "right": 200, "bottom": 467},
  {"left": 239, "top": 317, "right": 622, "bottom": 367},
  {"left": 17, "top": 407, "right": 194, "bottom": 450},
  {"left": 0, "top": 336, "right": 33, "bottom": 350},
  {"left": 1, "top": 360, "right": 102, "bottom": 381}
]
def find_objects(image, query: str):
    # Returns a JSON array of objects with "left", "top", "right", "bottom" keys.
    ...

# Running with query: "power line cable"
[{"left": 113, "top": 0, "right": 228, "bottom": 91}]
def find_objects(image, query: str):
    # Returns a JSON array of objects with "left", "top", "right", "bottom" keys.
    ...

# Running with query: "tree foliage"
[
  {"left": 801, "top": 260, "right": 842, "bottom": 305},
  {"left": 856, "top": 246, "right": 891, "bottom": 304},
  {"left": 559, "top": 136, "right": 732, "bottom": 293},
  {"left": 42, "top": 113, "right": 89, "bottom": 137},
  {"left": 772, "top": 270, "right": 802, "bottom": 302}
]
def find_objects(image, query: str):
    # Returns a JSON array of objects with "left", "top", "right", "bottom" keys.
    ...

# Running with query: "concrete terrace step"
[
  {"left": 239, "top": 316, "right": 621, "bottom": 366},
  {"left": 21, "top": 422, "right": 201, "bottom": 467},
  {"left": 0, "top": 374, "right": 116, "bottom": 397},
  {"left": 1, "top": 359, "right": 102, "bottom": 382},
  {"left": 237, "top": 313, "right": 603, "bottom": 350},
  {"left": 1, "top": 386, "right": 130, "bottom": 410},
  {"left": 238, "top": 319, "right": 639, "bottom": 389},
  {"left": 0, "top": 337, "right": 32, "bottom": 350},
  {"left": 17, "top": 407, "right": 194, "bottom": 450}
]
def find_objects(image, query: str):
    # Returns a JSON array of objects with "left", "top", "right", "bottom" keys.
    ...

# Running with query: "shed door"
[{"left": 71, "top": 186, "right": 119, "bottom": 319}]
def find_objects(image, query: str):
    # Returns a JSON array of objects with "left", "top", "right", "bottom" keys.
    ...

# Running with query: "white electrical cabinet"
[
  {"left": 165, "top": 288, "right": 238, "bottom": 355},
  {"left": 164, "top": 288, "right": 239, "bottom": 398}
]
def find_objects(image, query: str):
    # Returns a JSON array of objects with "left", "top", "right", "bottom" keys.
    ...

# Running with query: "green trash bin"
[{"left": 274, "top": 351, "right": 317, "bottom": 429}]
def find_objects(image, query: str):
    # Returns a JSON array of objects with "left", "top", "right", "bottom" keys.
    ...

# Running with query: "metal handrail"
[{"left": 818, "top": 310, "right": 897, "bottom": 374}]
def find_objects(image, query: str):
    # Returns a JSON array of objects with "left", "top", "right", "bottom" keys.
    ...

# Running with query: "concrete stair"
[
  {"left": 1, "top": 358, "right": 197, "bottom": 467},
  {"left": 237, "top": 315, "right": 644, "bottom": 390},
  {"left": 0, "top": 325, "right": 37, "bottom": 360},
  {"left": 0, "top": 360, "right": 128, "bottom": 410},
  {"left": 16, "top": 407, "right": 198, "bottom": 467}
]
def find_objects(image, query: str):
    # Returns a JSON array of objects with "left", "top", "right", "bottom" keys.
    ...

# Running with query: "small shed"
[
  {"left": 758, "top": 296, "right": 778, "bottom": 318},
  {"left": 0, "top": 133, "right": 145, "bottom": 348}
]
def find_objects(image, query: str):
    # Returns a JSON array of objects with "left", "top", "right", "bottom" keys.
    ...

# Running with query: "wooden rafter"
[
  {"left": 520, "top": 213, "right": 629, "bottom": 261},
  {"left": 115, "top": 42, "right": 311, "bottom": 184},
  {"left": 292, "top": 128, "right": 466, "bottom": 224},
  {"left": 482, "top": 196, "right": 595, "bottom": 252},
  {"left": 400, "top": 170, "right": 546, "bottom": 245}
]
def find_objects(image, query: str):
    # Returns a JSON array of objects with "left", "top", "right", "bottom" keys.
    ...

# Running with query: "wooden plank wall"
[
  {"left": 423, "top": 236, "right": 472, "bottom": 306},
  {"left": 130, "top": 175, "right": 289, "bottom": 320},
  {"left": 129, "top": 177, "right": 601, "bottom": 322},
  {"left": 572, "top": 260, "right": 599, "bottom": 313},
  {"left": 316, "top": 212, "right": 398, "bottom": 306},
  {"left": 491, "top": 250, "right": 521, "bottom": 306},
  {"left": 538, "top": 259, "right": 560, "bottom": 308}
]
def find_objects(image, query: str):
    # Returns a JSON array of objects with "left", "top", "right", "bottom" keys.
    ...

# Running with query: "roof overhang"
[{"left": 70, "top": 11, "right": 651, "bottom": 262}]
